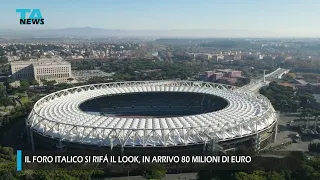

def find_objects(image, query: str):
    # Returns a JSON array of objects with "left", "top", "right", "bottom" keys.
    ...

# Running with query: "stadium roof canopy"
[{"left": 27, "top": 81, "right": 277, "bottom": 148}]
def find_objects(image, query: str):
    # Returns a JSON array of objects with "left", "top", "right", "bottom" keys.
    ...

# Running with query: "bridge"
[
  {"left": 240, "top": 80, "right": 269, "bottom": 93},
  {"left": 240, "top": 68, "right": 290, "bottom": 93},
  {"left": 265, "top": 68, "right": 290, "bottom": 80}
]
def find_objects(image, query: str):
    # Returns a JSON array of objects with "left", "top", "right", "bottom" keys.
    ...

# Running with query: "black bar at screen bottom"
[{"left": 21, "top": 151, "right": 304, "bottom": 171}]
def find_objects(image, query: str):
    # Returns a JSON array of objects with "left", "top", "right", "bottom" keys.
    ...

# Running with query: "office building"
[{"left": 10, "top": 60, "right": 72, "bottom": 84}]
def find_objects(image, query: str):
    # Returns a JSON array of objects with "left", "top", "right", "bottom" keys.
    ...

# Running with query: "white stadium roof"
[{"left": 27, "top": 81, "right": 277, "bottom": 148}]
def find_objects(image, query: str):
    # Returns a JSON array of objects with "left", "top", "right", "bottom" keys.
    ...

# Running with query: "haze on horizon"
[{"left": 1, "top": 0, "right": 320, "bottom": 37}]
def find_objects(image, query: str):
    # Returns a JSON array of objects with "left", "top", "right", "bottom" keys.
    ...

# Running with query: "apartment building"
[{"left": 217, "top": 69, "right": 242, "bottom": 78}]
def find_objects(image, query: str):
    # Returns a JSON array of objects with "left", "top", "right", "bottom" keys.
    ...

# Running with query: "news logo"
[{"left": 16, "top": 9, "right": 44, "bottom": 25}]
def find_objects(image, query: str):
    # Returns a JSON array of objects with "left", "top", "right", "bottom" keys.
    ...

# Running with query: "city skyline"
[{"left": 1, "top": 0, "right": 320, "bottom": 37}]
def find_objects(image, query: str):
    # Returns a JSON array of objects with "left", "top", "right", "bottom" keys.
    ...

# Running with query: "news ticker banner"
[
  {"left": 16, "top": 150, "right": 256, "bottom": 171},
  {"left": 17, "top": 150, "right": 303, "bottom": 171}
]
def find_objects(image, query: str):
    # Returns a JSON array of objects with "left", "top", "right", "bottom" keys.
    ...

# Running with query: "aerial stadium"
[{"left": 26, "top": 81, "right": 278, "bottom": 155}]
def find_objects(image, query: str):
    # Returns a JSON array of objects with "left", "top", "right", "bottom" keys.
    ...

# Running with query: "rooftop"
[
  {"left": 11, "top": 60, "right": 70, "bottom": 66},
  {"left": 33, "top": 61, "right": 70, "bottom": 66},
  {"left": 293, "top": 79, "right": 308, "bottom": 85},
  {"left": 217, "top": 69, "right": 240, "bottom": 73},
  {"left": 279, "top": 82, "right": 295, "bottom": 88}
]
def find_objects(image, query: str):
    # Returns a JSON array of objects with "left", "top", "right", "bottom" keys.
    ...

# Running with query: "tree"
[
  {"left": 45, "top": 80, "right": 57, "bottom": 92},
  {"left": 142, "top": 164, "right": 167, "bottom": 179},
  {"left": 0, "top": 163, "right": 17, "bottom": 180},
  {"left": 286, "top": 73, "right": 296, "bottom": 79},
  {"left": 197, "top": 170, "right": 213, "bottom": 180},
  {"left": 67, "top": 78, "right": 74, "bottom": 84},
  {"left": 308, "top": 142, "right": 320, "bottom": 153},
  {"left": 4, "top": 79, "right": 15, "bottom": 90},
  {"left": 234, "top": 171, "right": 267, "bottom": 180},
  {"left": 20, "top": 80, "right": 29, "bottom": 88},
  {"left": 55, "top": 83, "right": 73, "bottom": 90},
  {"left": 40, "top": 79, "right": 47, "bottom": 86},
  {"left": 0, "top": 97, "right": 14, "bottom": 107},
  {"left": 46, "top": 80, "right": 56, "bottom": 86},
  {"left": 0, "top": 83, "right": 6, "bottom": 96},
  {"left": 301, "top": 108, "right": 313, "bottom": 121},
  {"left": 30, "top": 80, "right": 39, "bottom": 87},
  {"left": 266, "top": 171, "right": 285, "bottom": 180},
  {"left": 0, "top": 56, "right": 8, "bottom": 63},
  {"left": 27, "top": 92, "right": 35, "bottom": 98}
]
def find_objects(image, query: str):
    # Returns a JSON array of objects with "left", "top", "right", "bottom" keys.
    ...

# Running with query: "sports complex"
[{"left": 26, "top": 81, "right": 278, "bottom": 155}]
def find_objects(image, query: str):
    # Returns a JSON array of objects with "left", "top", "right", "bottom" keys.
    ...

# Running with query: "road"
[
  {"left": 263, "top": 114, "right": 320, "bottom": 151},
  {"left": 240, "top": 80, "right": 270, "bottom": 93}
]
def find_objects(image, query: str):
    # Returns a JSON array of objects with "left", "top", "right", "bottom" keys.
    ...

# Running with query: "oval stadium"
[{"left": 26, "top": 81, "right": 278, "bottom": 155}]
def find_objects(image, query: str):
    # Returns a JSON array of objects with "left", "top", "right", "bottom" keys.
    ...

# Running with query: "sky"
[{"left": 1, "top": 0, "right": 320, "bottom": 37}]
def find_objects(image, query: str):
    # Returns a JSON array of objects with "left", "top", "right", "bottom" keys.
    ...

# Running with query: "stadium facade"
[{"left": 26, "top": 81, "right": 278, "bottom": 155}]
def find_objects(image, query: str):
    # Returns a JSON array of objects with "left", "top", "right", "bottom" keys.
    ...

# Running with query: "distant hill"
[{"left": 0, "top": 27, "right": 270, "bottom": 38}]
